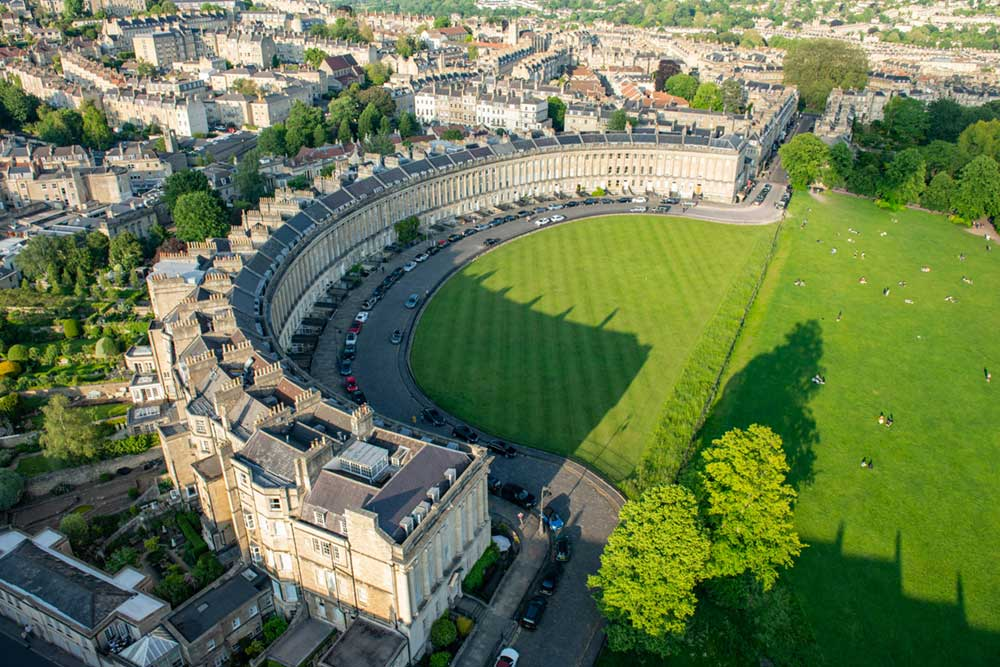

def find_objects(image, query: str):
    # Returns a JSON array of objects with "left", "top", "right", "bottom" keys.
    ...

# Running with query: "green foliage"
[
  {"left": 953, "top": 155, "right": 1000, "bottom": 222},
  {"left": 396, "top": 34, "right": 420, "bottom": 58},
  {"left": 433, "top": 15, "right": 451, "bottom": 28},
  {"left": 441, "top": 128, "right": 463, "bottom": 141},
  {"left": 697, "top": 425, "right": 803, "bottom": 589},
  {"left": 0, "top": 392, "right": 21, "bottom": 421},
  {"left": 109, "top": 232, "right": 143, "bottom": 274},
  {"left": 720, "top": 79, "right": 745, "bottom": 114},
  {"left": 235, "top": 151, "right": 269, "bottom": 206},
  {"left": 607, "top": 109, "right": 630, "bottom": 131},
  {"left": 691, "top": 82, "right": 724, "bottom": 111},
  {"left": 100, "top": 433, "right": 157, "bottom": 458},
  {"left": 0, "top": 78, "right": 41, "bottom": 132},
  {"left": 397, "top": 111, "right": 419, "bottom": 139},
  {"left": 782, "top": 38, "right": 868, "bottom": 110},
  {"left": 455, "top": 615, "right": 473, "bottom": 637},
  {"left": 285, "top": 100, "right": 327, "bottom": 156},
  {"left": 589, "top": 485, "right": 711, "bottom": 657},
  {"left": 778, "top": 133, "right": 829, "bottom": 189},
  {"left": 664, "top": 73, "right": 699, "bottom": 101},
  {"left": 192, "top": 553, "right": 224, "bottom": 587},
  {"left": 882, "top": 97, "right": 929, "bottom": 149},
  {"left": 263, "top": 615, "right": 288, "bottom": 644},
  {"left": 6, "top": 344, "right": 28, "bottom": 362},
  {"left": 163, "top": 170, "right": 211, "bottom": 211},
  {"left": 921, "top": 172, "right": 954, "bottom": 213},
  {"left": 877, "top": 148, "right": 926, "bottom": 208},
  {"left": 430, "top": 615, "right": 458, "bottom": 649},
  {"left": 62, "top": 318, "right": 81, "bottom": 339},
  {"left": 257, "top": 125, "right": 287, "bottom": 156},
  {"left": 547, "top": 96, "right": 566, "bottom": 132},
  {"left": 652, "top": 60, "right": 681, "bottom": 92},
  {"left": 825, "top": 141, "right": 853, "bottom": 188},
  {"left": 286, "top": 175, "right": 311, "bottom": 190},
  {"left": 59, "top": 512, "right": 89, "bottom": 545},
  {"left": 394, "top": 215, "right": 420, "bottom": 244},
  {"left": 462, "top": 543, "right": 499, "bottom": 593},
  {"left": 30, "top": 106, "right": 84, "bottom": 146},
  {"left": 357, "top": 102, "right": 381, "bottom": 140},
  {"left": 0, "top": 469, "right": 24, "bottom": 510},
  {"left": 80, "top": 101, "right": 114, "bottom": 150},
  {"left": 429, "top": 652, "right": 451, "bottom": 667},
  {"left": 16, "top": 230, "right": 107, "bottom": 284},
  {"left": 958, "top": 119, "right": 1000, "bottom": 163},
  {"left": 40, "top": 394, "right": 101, "bottom": 460},
  {"left": 308, "top": 16, "right": 369, "bottom": 43},
  {"left": 177, "top": 511, "right": 209, "bottom": 558},
  {"left": 364, "top": 61, "right": 392, "bottom": 86},
  {"left": 173, "top": 191, "right": 229, "bottom": 242},
  {"left": 154, "top": 573, "right": 192, "bottom": 606},
  {"left": 105, "top": 546, "right": 139, "bottom": 573},
  {"left": 304, "top": 47, "right": 328, "bottom": 69}
]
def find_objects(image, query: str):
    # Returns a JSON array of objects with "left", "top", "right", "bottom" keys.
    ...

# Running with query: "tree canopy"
[
  {"left": 953, "top": 155, "right": 1000, "bottom": 222},
  {"left": 0, "top": 469, "right": 23, "bottom": 510},
  {"left": 109, "top": 232, "right": 143, "bottom": 274},
  {"left": 779, "top": 133, "right": 829, "bottom": 189},
  {"left": 173, "top": 191, "right": 230, "bottom": 242},
  {"left": 783, "top": 38, "right": 868, "bottom": 110},
  {"left": 40, "top": 394, "right": 101, "bottom": 460},
  {"left": 547, "top": 96, "right": 566, "bottom": 132},
  {"left": 163, "top": 170, "right": 212, "bottom": 211},
  {"left": 664, "top": 73, "right": 699, "bottom": 101},
  {"left": 691, "top": 82, "right": 724, "bottom": 111}
]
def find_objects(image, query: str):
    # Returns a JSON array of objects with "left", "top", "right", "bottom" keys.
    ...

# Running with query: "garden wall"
[{"left": 25, "top": 447, "right": 163, "bottom": 497}]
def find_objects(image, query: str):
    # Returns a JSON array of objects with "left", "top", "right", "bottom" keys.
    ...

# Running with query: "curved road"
[{"left": 309, "top": 194, "right": 784, "bottom": 666}]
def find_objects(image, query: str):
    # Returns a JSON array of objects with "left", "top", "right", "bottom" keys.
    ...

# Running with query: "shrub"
[
  {"left": 59, "top": 513, "right": 89, "bottom": 545},
  {"left": 105, "top": 546, "right": 139, "bottom": 573},
  {"left": 62, "top": 319, "right": 81, "bottom": 339},
  {"left": 50, "top": 482, "right": 74, "bottom": 495},
  {"left": 99, "top": 472, "right": 114, "bottom": 483},
  {"left": 128, "top": 487, "right": 140, "bottom": 499},
  {"left": 430, "top": 616, "right": 457, "bottom": 650},
  {"left": 0, "top": 469, "right": 24, "bottom": 510},
  {"left": 462, "top": 543, "right": 500, "bottom": 593},
  {"left": 455, "top": 615, "right": 474, "bottom": 637},
  {"left": 0, "top": 360, "right": 22, "bottom": 377},
  {"left": 6, "top": 344, "right": 28, "bottom": 362},
  {"left": 94, "top": 337, "right": 118, "bottom": 358},
  {"left": 101, "top": 433, "right": 157, "bottom": 458},
  {"left": 263, "top": 616, "right": 288, "bottom": 644},
  {"left": 177, "top": 512, "right": 208, "bottom": 558},
  {"left": 0, "top": 392, "right": 20, "bottom": 420},
  {"left": 245, "top": 640, "right": 265, "bottom": 658},
  {"left": 429, "top": 651, "right": 452, "bottom": 667},
  {"left": 192, "top": 553, "right": 224, "bottom": 588},
  {"left": 591, "top": 187, "right": 606, "bottom": 196},
  {"left": 0, "top": 449, "right": 14, "bottom": 467},
  {"left": 154, "top": 573, "right": 192, "bottom": 606}
]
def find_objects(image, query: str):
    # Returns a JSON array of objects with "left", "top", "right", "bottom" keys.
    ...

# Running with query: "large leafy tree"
[
  {"left": 720, "top": 79, "right": 745, "bottom": 114},
  {"left": 921, "top": 172, "right": 954, "bottom": 213},
  {"left": 878, "top": 148, "right": 926, "bottom": 207},
  {"left": 173, "top": 191, "right": 229, "bottom": 242},
  {"left": 698, "top": 425, "right": 804, "bottom": 589},
  {"left": 109, "top": 232, "right": 143, "bottom": 274},
  {"left": 953, "top": 155, "right": 1000, "bottom": 222},
  {"left": 235, "top": 151, "right": 268, "bottom": 206},
  {"left": 691, "top": 82, "right": 724, "bottom": 111},
  {"left": 882, "top": 97, "right": 929, "bottom": 148},
  {"left": 664, "top": 73, "right": 699, "bottom": 101},
  {"left": 547, "top": 96, "right": 566, "bottom": 131},
  {"left": 0, "top": 469, "right": 23, "bottom": 511},
  {"left": 825, "top": 141, "right": 854, "bottom": 187},
  {"left": 304, "top": 47, "right": 328, "bottom": 69},
  {"left": 607, "top": 109, "right": 629, "bottom": 131},
  {"left": 652, "top": 59, "right": 681, "bottom": 92},
  {"left": 957, "top": 119, "right": 1000, "bottom": 163},
  {"left": 257, "top": 125, "right": 287, "bottom": 156},
  {"left": 589, "top": 485, "right": 711, "bottom": 657},
  {"left": 397, "top": 111, "right": 419, "bottom": 139},
  {"left": 0, "top": 79, "right": 40, "bottom": 131},
  {"left": 81, "top": 101, "right": 114, "bottom": 150},
  {"left": 779, "top": 133, "right": 829, "bottom": 189},
  {"left": 284, "top": 101, "right": 325, "bottom": 156},
  {"left": 163, "top": 170, "right": 211, "bottom": 211},
  {"left": 783, "top": 38, "right": 868, "bottom": 110},
  {"left": 926, "top": 99, "right": 969, "bottom": 143},
  {"left": 357, "top": 102, "right": 381, "bottom": 140},
  {"left": 40, "top": 394, "right": 101, "bottom": 460},
  {"left": 357, "top": 87, "right": 396, "bottom": 118},
  {"left": 31, "top": 107, "right": 83, "bottom": 146}
]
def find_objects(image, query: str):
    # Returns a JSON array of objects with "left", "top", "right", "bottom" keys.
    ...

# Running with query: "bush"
[
  {"left": 455, "top": 615, "right": 474, "bottom": 637},
  {"left": 95, "top": 337, "right": 118, "bottom": 358},
  {"left": 462, "top": 543, "right": 500, "bottom": 593},
  {"left": 591, "top": 187, "right": 606, "bottom": 196},
  {"left": 0, "top": 392, "right": 21, "bottom": 420},
  {"left": 6, "top": 344, "right": 28, "bottom": 362},
  {"left": 101, "top": 433, "right": 157, "bottom": 458},
  {"left": 263, "top": 615, "right": 288, "bottom": 644},
  {"left": 192, "top": 553, "right": 224, "bottom": 588},
  {"left": 99, "top": 472, "right": 113, "bottom": 483},
  {"left": 177, "top": 512, "right": 209, "bottom": 558},
  {"left": 62, "top": 319, "right": 81, "bottom": 339},
  {"left": 50, "top": 482, "right": 73, "bottom": 495},
  {"left": 128, "top": 487, "right": 139, "bottom": 499},
  {"left": 105, "top": 546, "right": 139, "bottom": 573},
  {"left": 430, "top": 616, "right": 457, "bottom": 650},
  {"left": 59, "top": 513, "right": 89, "bottom": 545},
  {"left": 0, "top": 469, "right": 24, "bottom": 510},
  {"left": 429, "top": 651, "right": 452, "bottom": 667},
  {"left": 245, "top": 640, "right": 265, "bottom": 658},
  {"left": 0, "top": 360, "right": 21, "bottom": 377},
  {"left": 154, "top": 573, "right": 193, "bottom": 607},
  {"left": 0, "top": 449, "right": 14, "bottom": 467}
]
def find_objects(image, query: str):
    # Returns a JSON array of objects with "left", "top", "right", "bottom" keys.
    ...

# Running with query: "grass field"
[
  {"left": 410, "top": 215, "right": 772, "bottom": 482},
  {"left": 696, "top": 193, "right": 1000, "bottom": 665}
]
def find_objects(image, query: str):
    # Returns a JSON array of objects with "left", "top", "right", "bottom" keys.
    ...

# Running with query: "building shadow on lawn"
[
  {"left": 792, "top": 522, "right": 1000, "bottom": 666},
  {"left": 701, "top": 319, "right": 824, "bottom": 490}
]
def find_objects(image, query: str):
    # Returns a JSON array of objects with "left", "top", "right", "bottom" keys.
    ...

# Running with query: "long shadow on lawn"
[
  {"left": 702, "top": 320, "right": 824, "bottom": 490},
  {"left": 791, "top": 522, "right": 1000, "bottom": 666}
]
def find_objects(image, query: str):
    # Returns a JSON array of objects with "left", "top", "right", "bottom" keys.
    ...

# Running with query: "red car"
[
  {"left": 346, "top": 382, "right": 359, "bottom": 393},
  {"left": 348, "top": 322, "right": 362, "bottom": 335}
]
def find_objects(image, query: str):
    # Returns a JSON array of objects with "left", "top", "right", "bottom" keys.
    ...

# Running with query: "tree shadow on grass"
[{"left": 700, "top": 319, "right": 824, "bottom": 490}]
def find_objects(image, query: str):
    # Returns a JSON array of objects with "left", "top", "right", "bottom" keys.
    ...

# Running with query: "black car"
[
  {"left": 517, "top": 210, "right": 532, "bottom": 218},
  {"left": 349, "top": 390, "right": 367, "bottom": 405},
  {"left": 617, "top": 197, "right": 630, "bottom": 203},
  {"left": 427, "top": 245, "right": 441, "bottom": 255},
  {"left": 339, "top": 359, "right": 352, "bottom": 376},
  {"left": 540, "top": 564, "right": 562, "bottom": 596},
  {"left": 520, "top": 596, "right": 547, "bottom": 630},
  {"left": 452, "top": 424, "right": 479, "bottom": 443},
  {"left": 341, "top": 345, "right": 356, "bottom": 361},
  {"left": 463, "top": 228, "right": 477, "bottom": 237},
  {"left": 487, "top": 476, "right": 502, "bottom": 495},
  {"left": 656, "top": 204, "right": 672, "bottom": 213},
  {"left": 583, "top": 198, "right": 597, "bottom": 205},
  {"left": 485, "top": 439, "right": 517, "bottom": 458},
  {"left": 390, "top": 267, "right": 405, "bottom": 279},
  {"left": 421, "top": 408, "right": 446, "bottom": 426},
  {"left": 484, "top": 238, "right": 501, "bottom": 246},
  {"left": 600, "top": 198, "right": 614, "bottom": 205},
  {"left": 533, "top": 207, "right": 547, "bottom": 214},
  {"left": 500, "top": 483, "right": 536, "bottom": 509},
  {"left": 664, "top": 197, "right": 681, "bottom": 205},
  {"left": 565, "top": 200, "right": 579, "bottom": 207},
  {"left": 555, "top": 536, "right": 571, "bottom": 562},
  {"left": 448, "top": 233, "right": 464, "bottom": 243}
]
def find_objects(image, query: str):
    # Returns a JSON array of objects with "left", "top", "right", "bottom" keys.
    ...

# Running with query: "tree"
[
  {"left": 304, "top": 47, "right": 328, "bottom": 69},
  {"left": 953, "top": 155, "right": 1000, "bottom": 222},
  {"left": 40, "top": 394, "right": 101, "bottom": 460},
  {"left": 173, "top": 191, "right": 229, "bottom": 242},
  {"left": 878, "top": 148, "right": 926, "bottom": 207},
  {"left": 779, "top": 133, "right": 829, "bottom": 189},
  {"left": 235, "top": 152, "right": 268, "bottom": 206},
  {"left": 927, "top": 99, "right": 968, "bottom": 143},
  {"left": 6, "top": 344, "right": 28, "bottom": 362},
  {"left": 109, "top": 232, "right": 143, "bottom": 274},
  {"left": 284, "top": 101, "right": 325, "bottom": 156},
  {"left": 921, "top": 140, "right": 965, "bottom": 177},
  {"left": 921, "top": 172, "right": 954, "bottom": 213},
  {"left": 607, "top": 109, "right": 629, "bottom": 131},
  {"left": 135, "top": 61, "right": 156, "bottom": 78},
  {"left": 59, "top": 513, "right": 89, "bottom": 546},
  {"left": 825, "top": 141, "right": 853, "bottom": 187},
  {"left": 62, "top": 318, "right": 81, "bottom": 339},
  {"left": 396, "top": 34, "right": 418, "bottom": 58},
  {"left": 63, "top": 0, "right": 83, "bottom": 18},
  {"left": 357, "top": 87, "right": 395, "bottom": 118},
  {"left": 154, "top": 573, "right": 192, "bottom": 606},
  {"left": 783, "top": 38, "right": 868, "bottom": 110},
  {"left": 397, "top": 111, "right": 419, "bottom": 138},
  {"left": 192, "top": 554, "right": 225, "bottom": 587},
  {"left": 441, "top": 128, "right": 463, "bottom": 141},
  {"left": 739, "top": 28, "right": 765, "bottom": 48},
  {"left": 547, "top": 96, "right": 566, "bottom": 132},
  {"left": 163, "top": 170, "right": 211, "bottom": 211},
  {"left": 95, "top": 336, "right": 119, "bottom": 358},
  {"left": 364, "top": 62, "right": 391, "bottom": 86},
  {"left": 652, "top": 60, "right": 681, "bottom": 92},
  {"left": 0, "top": 79, "right": 40, "bottom": 130},
  {"left": 433, "top": 15, "right": 451, "bottom": 28},
  {"left": 337, "top": 118, "right": 353, "bottom": 144},
  {"left": 882, "top": 97, "right": 929, "bottom": 148},
  {"left": 589, "top": 485, "right": 711, "bottom": 657},
  {"left": 263, "top": 616, "right": 288, "bottom": 643},
  {"left": 429, "top": 653, "right": 451, "bottom": 667},
  {"left": 357, "top": 102, "right": 381, "bottom": 139},
  {"left": 394, "top": 215, "right": 420, "bottom": 244},
  {"left": 697, "top": 425, "right": 804, "bottom": 590},
  {"left": 691, "top": 82, "right": 724, "bottom": 111},
  {"left": 664, "top": 73, "right": 699, "bottom": 101},
  {"left": 231, "top": 78, "right": 259, "bottom": 98},
  {"left": 327, "top": 95, "right": 358, "bottom": 130},
  {"left": 958, "top": 119, "right": 1000, "bottom": 163},
  {"left": 31, "top": 107, "right": 83, "bottom": 146},
  {"left": 0, "top": 469, "right": 23, "bottom": 510},
  {"left": 257, "top": 125, "right": 287, "bottom": 156},
  {"left": 720, "top": 79, "right": 745, "bottom": 114}
]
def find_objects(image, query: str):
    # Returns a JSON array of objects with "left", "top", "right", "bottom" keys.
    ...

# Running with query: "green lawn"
[
  {"left": 410, "top": 215, "right": 772, "bottom": 482},
  {"left": 697, "top": 193, "right": 1000, "bottom": 665},
  {"left": 16, "top": 452, "right": 73, "bottom": 477}
]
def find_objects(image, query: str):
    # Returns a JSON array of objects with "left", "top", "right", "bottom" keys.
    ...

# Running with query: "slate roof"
[
  {"left": 319, "top": 617, "right": 406, "bottom": 667},
  {"left": 166, "top": 567, "right": 269, "bottom": 642}
]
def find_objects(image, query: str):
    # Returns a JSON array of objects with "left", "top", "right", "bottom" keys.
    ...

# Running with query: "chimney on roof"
[
  {"left": 294, "top": 456, "right": 312, "bottom": 495},
  {"left": 350, "top": 403, "right": 374, "bottom": 440}
]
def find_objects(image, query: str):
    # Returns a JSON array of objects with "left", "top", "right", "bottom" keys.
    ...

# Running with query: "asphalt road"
[
  {"left": 307, "top": 192, "right": 786, "bottom": 666},
  {"left": 0, "top": 631, "right": 66, "bottom": 667}
]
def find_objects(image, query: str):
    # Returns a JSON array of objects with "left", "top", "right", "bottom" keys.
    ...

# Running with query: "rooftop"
[{"left": 166, "top": 567, "right": 268, "bottom": 642}]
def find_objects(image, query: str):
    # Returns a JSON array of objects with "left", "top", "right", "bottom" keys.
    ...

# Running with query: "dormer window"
[{"left": 314, "top": 511, "right": 326, "bottom": 527}]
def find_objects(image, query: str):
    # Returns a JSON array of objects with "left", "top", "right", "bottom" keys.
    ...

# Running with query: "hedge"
[
  {"left": 62, "top": 319, "right": 81, "bottom": 339},
  {"left": 101, "top": 433, "right": 157, "bottom": 458},
  {"left": 632, "top": 222, "right": 782, "bottom": 493},
  {"left": 461, "top": 543, "right": 499, "bottom": 594},
  {"left": 177, "top": 512, "right": 209, "bottom": 558}
]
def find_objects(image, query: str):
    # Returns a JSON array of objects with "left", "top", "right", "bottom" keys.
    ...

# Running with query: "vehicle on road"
[
  {"left": 448, "top": 233, "right": 463, "bottom": 243},
  {"left": 474, "top": 223, "right": 490, "bottom": 232},
  {"left": 341, "top": 344, "right": 355, "bottom": 360},
  {"left": 421, "top": 408, "right": 446, "bottom": 426},
  {"left": 495, "top": 648, "right": 520, "bottom": 667},
  {"left": 629, "top": 206, "right": 646, "bottom": 212},
  {"left": 543, "top": 507, "right": 565, "bottom": 532},
  {"left": 463, "top": 228, "right": 477, "bottom": 237},
  {"left": 390, "top": 329, "right": 404, "bottom": 344},
  {"left": 534, "top": 217, "right": 551, "bottom": 226},
  {"left": 339, "top": 359, "right": 352, "bottom": 376},
  {"left": 485, "top": 439, "right": 517, "bottom": 458},
  {"left": 547, "top": 203, "right": 563, "bottom": 210},
  {"left": 500, "top": 483, "right": 536, "bottom": 509},
  {"left": 539, "top": 565, "right": 562, "bottom": 596},
  {"left": 484, "top": 238, "right": 501, "bottom": 246},
  {"left": 362, "top": 297, "right": 378, "bottom": 310},
  {"left": 631, "top": 196, "right": 647, "bottom": 203},
  {"left": 517, "top": 210, "right": 532, "bottom": 218},
  {"left": 452, "top": 423, "right": 479, "bottom": 442},
  {"left": 348, "top": 322, "right": 362, "bottom": 335},
  {"left": 345, "top": 332, "right": 358, "bottom": 345},
  {"left": 349, "top": 390, "right": 367, "bottom": 405},
  {"left": 555, "top": 536, "right": 571, "bottom": 562},
  {"left": 403, "top": 261, "right": 417, "bottom": 272},
  {"left": 550, "top": 214, "right": 565, "bottom": 222},
  {"left": 565, "top": 200, "right": 579, "bottom": 207},
  {"left": 655, "top": 204, "right": 671, "bottom": 213},
  {"left": 415, "top": 253, "right": 429, "bottom": 262},
  {"left": 664, "top": 196, "right": 681, "bottom": 205},
  {"left": 520, "top": 596, "right": 547, "bottom": 630},
  {"left": 405, "top": 293, "right": 420, "bottom": 309},
  {"left": 355, "top": 311, "right": 369, "bottom": 323}
]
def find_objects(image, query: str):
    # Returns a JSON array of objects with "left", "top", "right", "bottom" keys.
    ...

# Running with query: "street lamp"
[{"left": 538, "top": 485, "right": 551, "bottom": 535}]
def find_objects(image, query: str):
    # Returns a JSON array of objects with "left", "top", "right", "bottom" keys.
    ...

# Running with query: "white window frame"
[
  {"left": 244, "top": 513, "right": 255, "bottom": 530},
  {"left": 356, "top": 584, "right": 368, "bottom": 604},
  {"left": 232, "top": 616, "right": 241, "bottom": 630},
  {"left": 269, "top": 497, "right": 281, "bottom": 511}
]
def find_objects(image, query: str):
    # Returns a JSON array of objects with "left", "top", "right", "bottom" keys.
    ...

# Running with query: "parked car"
[
  {"left": 534, "top": 217, "right": 551, "bottom": 227},
  {"left": 448, "top": 233, "right": 464, "bottom": 243},
  {"left": 341, "top": 345, "right": 356, "bottom": 360},
  {"left": 348, "top": 322, "right": 362, "bottom": 335},
  {"left": 390, "top": 329, "right": 404, "bottom": 344},
  {"left": 415, "top": 253, "right": 430, "bottom": 262},
  {"left": 550, "top": 214, "right": 565, "bottom": 222},
  {"left": 631, "top": 196, "right": 647, "bottom": 203},
  {"left": 421, "top": 408, "right": 446, "bottom": 426},
  {"left": 517, "top": 210, "right": 532, "bottom": 218},
  {"left": 345, "top": 332, "right": 358, "bottom": 346},
  {"left": 629, "top": 206, "right": 646, "bottom": 212},
  {"left": 474, "top": 223, "right": 490, "bottom": 232},
  {"left": 539, "top": 565, "right": 562, "bottom": 596},
  {"left": 655, "top": 204, "right": 672, "bottom": 213},
  {"left": 555, "top": 536, "right": 571, "bottom": 562},
  {"left": 346, "top": 380, "right": 359, "bottom": 393},
  {"left": 495, "top": 647, "right": 520, "bottom": 667},
  {"left": 403, "top": 261, "right": 417, "bottom": 272},
  {"left": 362, "top": 297, "right": 379, "bottom": 310},
  {"left": 338, "top": 359, "right": 352, "bottom": 376},
  {"left": 500, "top": 483, "right": 536, "bottom": 509},
  {"left": 405, "top": 293, "right": 420, "bottom": 309},
  {"left": 547, "top": 203, "right": 563, "bottom": 210},
  {"left": 463, "top": 228, "right": 477, "bottom": 237},
  {"left": 565, "top": 200, "right": 580, "bottom": 207},
  {"left": 543, "top": 507, "right": 564, "bottom": 532},
  {"left": 452, "top": 424, "right": 479, "bottom": 442},
  {"left": 349, "top": 390, "right": 367, "bottom": 405},
  {"left": 485, "top": 439, "right": 517, "bottom": 458},
  {"left": 355, "top": 311, "right": 370, "bottom": 323},
  {"left": 484, "top": 238, "right": 501, "bottom": 246},
  {"left": 520, "top": 596, "right": 547, "bottom": 630}
]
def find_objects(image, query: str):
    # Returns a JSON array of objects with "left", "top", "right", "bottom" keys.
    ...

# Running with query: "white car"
[
  {"left": 355, "top": 311, "right": 369, "bottom": 323},
  {"left": 547, "top": 203, "right": 564, "bottom": 210},
  {"left": 629, "top": 206, "right": 646, "bottom": 212},
  {"left": 345, "top": 332, "right": 358, "bottom": 345},
  {"left": 495, "top": 648, "right": 519, "bottom": 667},
  {"left": 474, "top": 223, "right": 490, "bottom": 232},
  {"left": 403, "top": 261, "right": 417, "bottom": 272},
  {"left": 534, "top": 217, "right": 551, "bottom": 226},
  {"left": 414, "top": 253, "right": 429, "bottom": 262},
  {"left": 550, "top": 214, "right": 566, "bottom": 222},
  {"left": 631, "top": 196, "right": 647, "bottom": 203}
]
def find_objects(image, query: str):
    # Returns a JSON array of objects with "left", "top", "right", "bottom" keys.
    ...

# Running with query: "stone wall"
[{"left": 24, "top": 447, "right": 164, "bottom": 497}]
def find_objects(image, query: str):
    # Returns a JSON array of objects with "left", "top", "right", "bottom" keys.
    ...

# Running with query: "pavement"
[
  {"left": 306, "top": 191, "right": 795, "bottom": 666},
  {"left": 0, "top": 612, "right": 88, "bottom": 667}
]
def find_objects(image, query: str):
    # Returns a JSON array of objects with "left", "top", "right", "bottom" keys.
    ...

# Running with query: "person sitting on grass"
[{"left": 878, "top": 412, "right": 885, "bottom": 425}]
